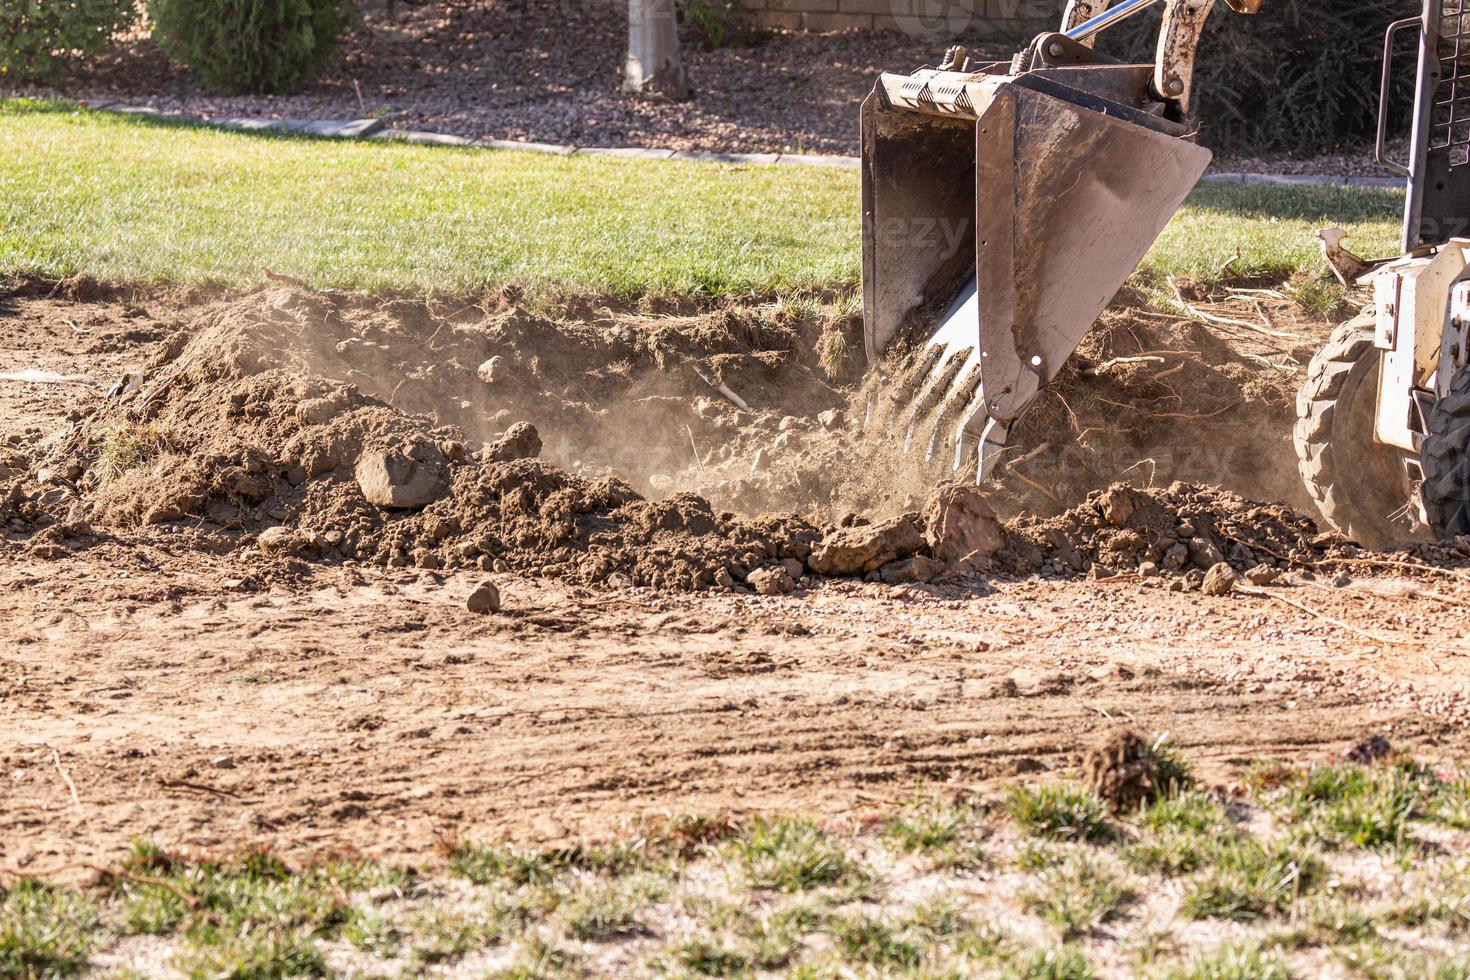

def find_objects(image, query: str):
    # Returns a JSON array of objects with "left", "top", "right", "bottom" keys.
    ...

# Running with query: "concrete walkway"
[{"left": 76, "top": 99, "right": 1403, "bottom": 189}]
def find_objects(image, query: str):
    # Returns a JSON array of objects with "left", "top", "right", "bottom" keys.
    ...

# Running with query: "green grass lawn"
[{"left": 0, "top": 99, "right": 1404, "bottom": 300}]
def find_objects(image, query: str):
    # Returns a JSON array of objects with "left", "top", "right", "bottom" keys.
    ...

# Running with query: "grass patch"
[
  {"left": 881, "top": 800, "right": 987, "bottom": 869},
  {"left": 1020, "top": 853, "right": 1133, "bottom": 938},
  {"left": 724, "top": 817, "right": 864, "bottom": 893},
  {"left": 0, "top": 879, "right": 100, "bottom": 978},
  {"left": 1123, "top": 792, "right": 1241, "bottom": 876},
  {"left": 1269, "top": 763, "right": 1440, "bottom": 852},
  {"left": 1159, "top": 943, "right": 1291, "bottom": 980},
  {"left": 825, "top": 913, "right": 925, "bottom": 969},
  {"left": 1180, "top": 839, "right": 1325, "bottom": 922},
  {"left": 449, "top": 838, "right": 655, "bottom": 887},
  {"left": 1001, "top": 944, "right": 1095, "bottom": 979},
  {"left": 1005, "top": 785, "right": 1113, "bottom": 844},
  {"left": 561, "top": 874, "right": 668, "bottom": 942},
  {"left": 0, "top": 99, "right": 1402, "bottom": 299}
]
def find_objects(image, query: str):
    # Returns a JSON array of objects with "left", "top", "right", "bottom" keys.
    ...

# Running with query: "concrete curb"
[{"left": 74, "top": 100, "right": 1400, "bottom": 186}]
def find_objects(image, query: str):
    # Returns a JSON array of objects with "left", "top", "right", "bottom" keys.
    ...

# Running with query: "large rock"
[
  {"left": 485, "top": 422, "right": 542, "bottom": 463},
  {"left": 355, "top": 441, "right": 448, "bottom": 509},
  {"left": 1200, "top": 562, "right": 1238, "bottom": 597},
  {"left": 923, "top": 483, "right": 1004, "bottom": 564},
  {"left": 807, "top": 517, "right": 924, "bottom": 576}
]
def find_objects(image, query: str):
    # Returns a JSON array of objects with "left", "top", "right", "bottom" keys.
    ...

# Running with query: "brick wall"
[{"left": 744, "top": 0, "right": 1061, "bottom": 35}]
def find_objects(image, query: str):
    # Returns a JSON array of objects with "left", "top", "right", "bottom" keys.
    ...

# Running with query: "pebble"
[
  {"left": 466, "top": 581, "right": 502, "bottom": 613},
  {"left": 1137, "top": 561, "right": 1160, "bottom": 577},
  {"left": 1331, "top": 570, "right": 1352, "bottom": 588}
]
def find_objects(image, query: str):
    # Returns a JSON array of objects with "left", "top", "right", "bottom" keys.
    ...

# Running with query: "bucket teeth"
[{"left": 869, "top": 275, "right": 1012, "bottom": 482}]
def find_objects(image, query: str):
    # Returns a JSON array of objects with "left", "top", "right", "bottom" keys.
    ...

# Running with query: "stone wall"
[{"left": 743, "top": 0, "right": 1061, "bottom": 36}]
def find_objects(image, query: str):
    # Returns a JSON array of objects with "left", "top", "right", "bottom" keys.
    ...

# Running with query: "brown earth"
[{"left": 3, "top": 277, "right": 1470, "bottom": 877}]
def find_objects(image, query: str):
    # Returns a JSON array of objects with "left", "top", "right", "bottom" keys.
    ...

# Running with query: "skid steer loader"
[{"left": 861, "top": 0, "right": 1470, "bottom": 547}]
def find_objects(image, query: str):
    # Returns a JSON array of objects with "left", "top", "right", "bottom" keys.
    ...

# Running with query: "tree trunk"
[{"left": 624, "top": 0, "right": 691, "bottom": 101}]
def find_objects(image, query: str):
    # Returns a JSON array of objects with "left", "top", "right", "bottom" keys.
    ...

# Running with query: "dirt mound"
[
  {"left": 12, "top": 282, "right": 1396, "bottom": 591},
  {"left": 25, "top": 288, "right": 835, "bottom": 589},
  {"left": 999, "top": 481, "right": 1327, "bottom": 577}
]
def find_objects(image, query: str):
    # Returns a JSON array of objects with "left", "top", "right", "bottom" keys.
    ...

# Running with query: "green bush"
[
  {"left": 0, "top": 0, "right": 139, "bottom": 83},
  {"left": 147, "top": 0, "right": 352, "bottom": 94},
  {"left": 1103, "top": 0, "right": 1422, "bottom": 157}
]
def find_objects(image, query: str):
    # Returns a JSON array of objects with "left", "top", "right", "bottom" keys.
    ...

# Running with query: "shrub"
[
  {"left": 147, "top": 0, "right": 352, "bottom": 94},
  {"left": 1102, "top": 0, "right": 1423, "bottom": 157},
  {"left": 0, "top": 0, "right": 139, "bottom": 83}
]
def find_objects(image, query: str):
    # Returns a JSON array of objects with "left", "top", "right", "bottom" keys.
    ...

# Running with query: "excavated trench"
[{"left": 8, "top": 281, "right": 1460, "bottom": 590}]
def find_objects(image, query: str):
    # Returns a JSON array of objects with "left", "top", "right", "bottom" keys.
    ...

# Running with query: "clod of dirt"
[
  {"left": 807, "top": 516, "right": 924, "bottom": 575},
  {"left": 924, "top": 483, "right": 1005, "bottom": 565},
  {"left": 467, "top": 580, "right": 502, "bottom": 613},
  {"left": 747, "top": 566, "right": 795, "bottom": 595},
  {"left": 1201, "top": 562, "right": 1238, "bottom": 597},
  {"left": 1081, "top": 727, "right": 1156, "bottom": 812},
  {"left": 1346, "top": 734, "right": 1393, "bottom": 765},
  {"left": 878, "top": 554, "right": 944, "bottom": 584},
  {"left": 1245, "top": 565, "right": 1282, "bottom": 585}
]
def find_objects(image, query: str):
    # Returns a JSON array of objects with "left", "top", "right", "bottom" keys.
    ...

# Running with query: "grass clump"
[
  {"left": 1005, "top": 785, "right": 1113, "bottom": 844},
  {"left": 725, "top": 817, "right": 863, "bottom": 893},
  {"left": 450, "top": 838, "right": 654, "bottom": 887},
  {"left": 562, "top": 874, "right": 668, "bottom": 942},
  {"left": 1180, "top": 839, "right": 1325, "bottom": 922},
  {"left": 1271, "top": 763, "right": 1432, "bottom": 852},
  {"left": 1160, "top": 943, "right": 1291, "bottom": 980},
  {"left": 1001, "top": 944, "right": 1095, "bottom": 979},
  {"left": 662, "top": 936, "right": 754, "bottom": 976},
  {"left": 825, "top": 913, "right": 925, "bottom": 969},
  {"left": 881, "top": 800, "right": 987, "bottom": 869},
  {"left": 1124, "top": 792, "right": 1241, "bottom": 877},
  {"left": 0, "top": 879, "right": 100, "bottom": 978},
  {"left": 1020, "top": 853, "right": 1133, "bottom": 938}
]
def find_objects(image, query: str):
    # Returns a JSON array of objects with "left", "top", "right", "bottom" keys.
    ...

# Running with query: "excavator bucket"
[{"left": 861, "top": 35, "right": 1213, "bottom": 479}]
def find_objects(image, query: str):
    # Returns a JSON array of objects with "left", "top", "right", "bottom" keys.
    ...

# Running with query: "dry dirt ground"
[{"left": 3, "top": 280, "right": 1469, "bottom": 880}]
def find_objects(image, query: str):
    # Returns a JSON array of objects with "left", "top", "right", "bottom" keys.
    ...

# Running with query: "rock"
[
  {"left": 1184, "top": 569, "right": 1205, "bottom": 591},
  {"left": 1188, "top": 536, "right": 1226, "bottom": 569},
  {"left": 878, "top": 554, "right": 944, "bottom": 584},
  {"left": 1167, "top": 576, "right": 1186, "bottom": 593},
  {"left": 780, "top": 558, "right": 805, "bottom": 581},
  {"left": 817, "top": 408, "right": 845, "bottom": 430},
  {"left": 466, "top": 581, "right": 502, "bottom": 613},
  {"left": 1138, "top": 561, "right": 1160, "bottom": 578},
  {"left": 747, "top": 566, "right": 795, "bottom": 595},
  {"left": 255, "top": 526, "right": 300, "bottom": 554},
  {"left": 1162, "top": 543, "right": 1189, "bottom": 572},
  {"left": 1090, "top": 564, "right": 1116, "bottom": 580},
  {"left": 1331, "top": 570, "right": 1352, "bottom": 588},
  {"left": 923, "top": 483, "right": 1004, "bottom": 564},
  {"left": 211, "top": 755, "right": 236, "bottom": 770},
  {"left": 750, "top": 448, "right": 769, "bottom": 473},
  {"left": 712, "top": 567, "right": 734, "bottom": 589},
  {"left": 485, "top": 422, "right": 541, "bottom": 463},
  {"left": 477, "top": 356, "right": 505, "bottom": 384},
  {"left": 1244, "top": 565, "right": 1281, "bottom": 586},
  {"left": 808, "top": 516, "right": 925, "bottom": 576},
  {"left": 1200, "top": 562, "right": 1237, "bottom": 597},
  {"left": 1097, "top": 485, "right": 1137, "bottom": 527},
  {"left": 778, "top": 415, "right": 800, "bottom": 432},
  {"left": 356, "top": 442, "right": 448, "bottom": 509}
]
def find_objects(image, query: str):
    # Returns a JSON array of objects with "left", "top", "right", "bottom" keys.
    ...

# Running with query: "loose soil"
[{"left": 3, "top": 276, "right": 1469, "bottom": 876}]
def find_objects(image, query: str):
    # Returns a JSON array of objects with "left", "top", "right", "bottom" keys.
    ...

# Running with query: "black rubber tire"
[
  {"left": 1294, "top": 313, "right": 1418, "bottom": 547},
  {"left": 1422, "top": 363, "right": 1470, "bottom": 539}
]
